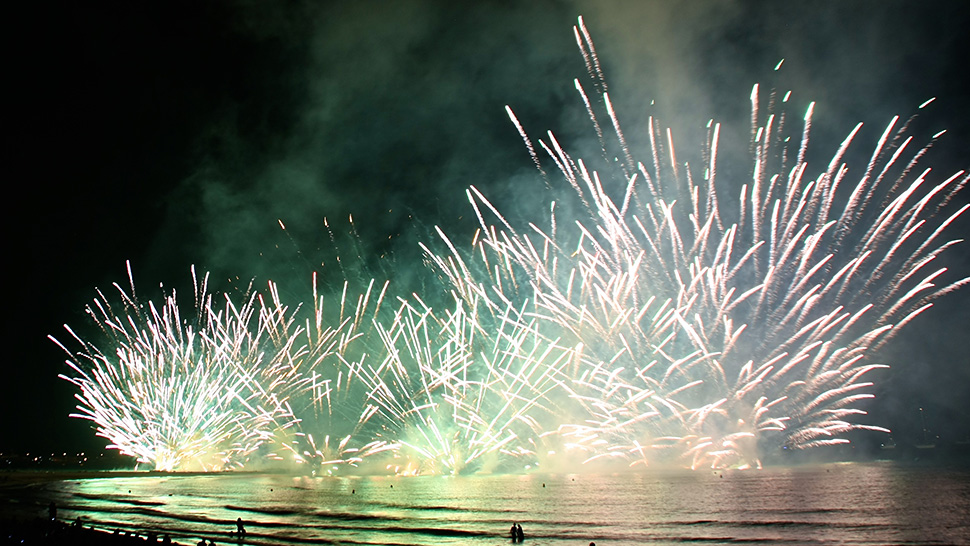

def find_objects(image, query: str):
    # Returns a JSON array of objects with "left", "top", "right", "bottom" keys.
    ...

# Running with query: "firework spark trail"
[
  {"left": 56, "top": 18, "right": 967, "bottom": 473},
  {"left": 252, "top": 274, "right": 397, "bottom": 469},
  {"left": 424, "top": 18, "right": 967, "bottom": 469},
  {"left": 53, "top": 262, "right": 395, "bottom": 471},
  {"left": 52, "top": 264, "right": 285, "bottom": 471},
  {"left": 352, "top": 290, "right": 577, "bottom": 474}
]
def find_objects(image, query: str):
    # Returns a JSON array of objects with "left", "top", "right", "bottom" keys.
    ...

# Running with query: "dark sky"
[{"left": 5, "top": 0, "right": 969, "bottom": 454}]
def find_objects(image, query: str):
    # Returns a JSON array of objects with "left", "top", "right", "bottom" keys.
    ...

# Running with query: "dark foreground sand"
[
  {"left": 1, "top": 471, "right": 243, "bottom": 546},
  {"left": 1, "top": 518, "right": 190, "bottom": 545}
]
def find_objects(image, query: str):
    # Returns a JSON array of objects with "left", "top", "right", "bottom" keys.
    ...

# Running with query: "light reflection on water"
[{"left": 5, "top": 462, "right": 969, "bottom": 545}]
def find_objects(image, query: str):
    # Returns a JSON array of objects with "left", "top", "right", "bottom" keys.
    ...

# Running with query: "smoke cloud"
[{"left": 7, "top": 0, "right": 968, "bottom": 452}]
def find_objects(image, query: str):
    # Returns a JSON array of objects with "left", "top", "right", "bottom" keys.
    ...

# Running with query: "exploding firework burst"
[
  {"left": 354, "top": 290, "right": 577, "bottom": 475},
  {"left": 424, "top": 16, "right": 968, "bottom": 469},
  {"left": 241, "top": 274, "right": 396, "bottom": 472},
  {"left": 52, "top": 264, "right": 395, "bottom": 472},
  {"left": 52, "top": 264, "right": 289, "bottom": 471},
  {"left": 55, "top": 17, "right": 967, "bottom": 472}
]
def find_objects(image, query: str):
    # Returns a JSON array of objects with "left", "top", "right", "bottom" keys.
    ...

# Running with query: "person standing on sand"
[
  {"left": 516, "top": 523, "right": 524, "bottom": 541},
  {"left": 510, "top": 523, "right": 518, "bottom": 542},
  {"left": 236, "top": 518, "right": 246, "bottom": 536}
]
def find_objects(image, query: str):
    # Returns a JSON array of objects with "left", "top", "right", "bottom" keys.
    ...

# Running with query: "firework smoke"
[
  {"left": 423, "top": 17, "right": 967, "bottom": 469},
  {"left": 55, "top": 18, "right": 966, "bottom": 472}
]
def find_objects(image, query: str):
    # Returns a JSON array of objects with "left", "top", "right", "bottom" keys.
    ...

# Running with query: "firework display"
[
  {"left": 53, "top": 265, "right": 286, "bottom": 471},
  {"left": 54, "top": 18, "right": 966, "bottom": 472}
]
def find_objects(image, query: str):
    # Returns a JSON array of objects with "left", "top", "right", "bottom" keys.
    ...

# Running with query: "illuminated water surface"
[{"left": 8, "top": 462, "right": 968, "bottom": 545}]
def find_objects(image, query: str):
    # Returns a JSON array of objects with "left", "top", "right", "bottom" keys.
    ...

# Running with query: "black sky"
[{"left": 5, "top": 0, "right": 969, "bottom": 454}]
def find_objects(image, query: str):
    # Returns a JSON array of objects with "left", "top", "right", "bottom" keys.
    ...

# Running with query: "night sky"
[{"left": 6, "top": 1, "right": 969, "bottom": 455}]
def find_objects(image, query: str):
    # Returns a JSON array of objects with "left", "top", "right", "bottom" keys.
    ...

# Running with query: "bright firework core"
[{"left": 53, "top": 18, "right": 967, "bottom": 473}]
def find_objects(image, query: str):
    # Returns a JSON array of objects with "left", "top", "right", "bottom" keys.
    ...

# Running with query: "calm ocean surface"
[{"left": 3, "top": 462, "right": 969, "bottom": 545}]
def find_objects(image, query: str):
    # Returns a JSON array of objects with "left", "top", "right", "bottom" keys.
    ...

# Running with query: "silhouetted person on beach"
[
  {"left": 516, "top": 523, "right": 524, "bottom": 541},
  {"left": 510, "top": 523, "right": 518, "bottom": 542},
  {"left": 48, "top": 501, "right": 57, "bottom": 521},
  {"left": 236, "top": 518, "right": 246, "bottom": 535}
]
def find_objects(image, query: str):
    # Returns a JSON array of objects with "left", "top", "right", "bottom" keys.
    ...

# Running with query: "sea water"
[{"left": 5, "top": 462, "right": 969, "bottom": 545}]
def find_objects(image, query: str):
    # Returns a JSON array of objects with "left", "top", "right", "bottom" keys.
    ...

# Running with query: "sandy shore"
[
  {"left": 0, "top": 517, "right": 193, "bottom": 545},
  {"left": 0, "top": 471, "right": 239, "bottom": 545}
]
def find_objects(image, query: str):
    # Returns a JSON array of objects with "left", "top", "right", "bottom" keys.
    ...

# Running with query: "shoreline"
[
  {"left": 2, "top": 465, "right": 967, "bottom": 545},
  {"left": 0, "top": 517, "right": 200, "bottom": 545},
  {"left": 0, "top": 469, "right": 266, "bottom": 489}
]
